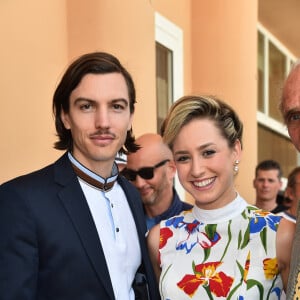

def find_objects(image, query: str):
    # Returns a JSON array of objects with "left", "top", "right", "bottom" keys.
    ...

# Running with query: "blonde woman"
[{"left": 148, "top": 95, "right": 294, "bottom": 299}]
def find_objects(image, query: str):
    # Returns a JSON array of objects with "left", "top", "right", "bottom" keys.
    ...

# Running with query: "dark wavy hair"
[{"left": 52, "top": 52, "right": 139, "bottom": 154}]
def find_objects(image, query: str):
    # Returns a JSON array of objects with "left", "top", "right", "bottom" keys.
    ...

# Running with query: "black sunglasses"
[{"left": 122, "top": 159, "right": 170, "bottom": 181}]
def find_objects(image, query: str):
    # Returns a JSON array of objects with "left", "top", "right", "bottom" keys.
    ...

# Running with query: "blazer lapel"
[{"left": 54, "top": 154, "right": 115, "bottom": 300}]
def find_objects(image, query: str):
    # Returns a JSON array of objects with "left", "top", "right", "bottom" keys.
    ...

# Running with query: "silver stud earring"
[{"left": 233, "top": 160, "right": 239, "bottom": 172}]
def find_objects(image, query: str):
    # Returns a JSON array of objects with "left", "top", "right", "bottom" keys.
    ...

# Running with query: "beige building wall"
[
  {"left": 190, "top": 1, "right": 258, "bottom": 201},
  {"left": 0, "top": 0, "right": 68, "bottom": 182},
  {"left": 0, "top": 0, "right": 257, "bottom": 202}
]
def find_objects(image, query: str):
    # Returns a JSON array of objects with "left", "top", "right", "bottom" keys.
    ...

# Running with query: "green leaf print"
[
  {"left": 238, "top": 229, "right": 242, "bottom": 248},
  {"left": 260, "top": 226, "right": 267, "bottom": 253},
  {"left": 205, "top": 224, "right": 217, "bottom": 239},
  {"left": 247, "top": 279, "right": 264, "bottom": 300},
  {"left": 203, "top": 224, "right": 217, "bottom": 262},
  {"left": 203, "top": 246, "right": 211, "bottom": 263},
  {"left": 240, "top": 224, "right": 250, "bottom": 249},
  {"left": 226, "top": 261, "right": 244, "bottom": 300},
  {"left": 160, "top": 263, "right": 172, "bottom": 299},
  {"left": 203, "top": 285, "right": 214, "bottom": 300},
  {"left": 220, "top": 220, "right": 232, "bottom": 261}
]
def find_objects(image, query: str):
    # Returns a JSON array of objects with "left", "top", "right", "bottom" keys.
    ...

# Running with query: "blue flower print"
[{"left": 249, "top": 210, "right": 281, "bottom": 234}]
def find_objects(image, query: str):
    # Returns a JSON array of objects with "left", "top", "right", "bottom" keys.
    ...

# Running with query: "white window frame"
[
  {"left": 257, "top": 23, "right": 296, "bottom": 139},
  {"left": 155, "top": 13, "right": 185, "bottom": 200},
  {"left": 257, "top": 23, "right": 300, "bottom": 180}
]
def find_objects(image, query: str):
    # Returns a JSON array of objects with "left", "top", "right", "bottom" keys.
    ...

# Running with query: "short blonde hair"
[{"left": 161, "top": 95, "right": 243, "bottom": 150}]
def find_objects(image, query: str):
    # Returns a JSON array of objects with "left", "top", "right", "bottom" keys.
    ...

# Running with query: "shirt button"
[
  {"left": 116, "top": 227, "right": 119, "bottom": 232},
  {"left": 111, "top": 203, "right": 114, "bottom": 208}
]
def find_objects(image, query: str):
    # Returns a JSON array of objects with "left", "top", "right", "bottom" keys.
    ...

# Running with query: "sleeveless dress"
[{"left": 159, "top": 195, "right": 283, "bottom": 299}]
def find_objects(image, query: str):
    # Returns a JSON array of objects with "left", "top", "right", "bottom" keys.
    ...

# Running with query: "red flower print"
[
  {"left": 186, "top": 222, "right": 199, "bottom": 233},
  {"left": 159, "top": 227, "right": 173, "bottom": 249},
  {"left": 177, "top": 261, "right": 234, "bottom": 297}
]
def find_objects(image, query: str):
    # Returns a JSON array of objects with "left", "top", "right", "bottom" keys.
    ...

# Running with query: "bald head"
[
  {"left": 127, "top": 133, "right": 173, "bottom": 166},
  {"left": 281, "top": 62, "right": 300, "bottom": 118},
  {"left": 281, "top": 61, "right": 300, "bottom": 151}
]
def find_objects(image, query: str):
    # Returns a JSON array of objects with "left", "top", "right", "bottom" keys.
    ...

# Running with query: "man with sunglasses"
[{"left": 124, "top": 133, "right": 193, "bottom": 230}]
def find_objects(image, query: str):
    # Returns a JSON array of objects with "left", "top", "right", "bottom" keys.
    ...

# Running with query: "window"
[
  {"left": 257, "top": 24, "right": 298, "bottom": 178},
  {"left": 257, "top": 31, "right": 265, "bottom": 113},
  {"left": 155, "top": 12, "right": 183, "bottom": 130},
  {"left": 268, "top": 41, "right": 286, "bottom": 121},
  {"left": 258, "top": 125, "right": 297, "bottom": 177},
  {"left": 156, "top": 43, "right": 173, "bottom": 132},
  {"left": 155, "top": 13, "right": 185, "bottom": 199}
]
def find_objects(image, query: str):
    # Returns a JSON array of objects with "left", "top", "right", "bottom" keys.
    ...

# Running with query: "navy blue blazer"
[{"left": 0, "top": 153, "right": 160, "bottom": 300}]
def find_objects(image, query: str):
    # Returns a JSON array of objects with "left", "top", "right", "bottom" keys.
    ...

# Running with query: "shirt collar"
[{"left": 68, "top": 152, "right": 118, "bottom": 192}]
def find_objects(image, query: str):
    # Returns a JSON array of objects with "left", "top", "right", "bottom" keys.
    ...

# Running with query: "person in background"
[
  {"left": 115, "top": 152, "right": 127, "bottom": 172},
  {"left": 277, "top": 191, "right": 292, "bottom": 212},
  {"left": 281, "top": 60, "right": 300, "bottom": 152},
  {"left": 123, "top": 133, "right": 193, "bottom": 230},
  {"left": 278, "top": 167, "right": 300, "bottom": 223},
  {"left": 147, "top": 95, "right": 294, "bottom": 299},
  {"left": 280, "top": 60, "right": 300, "bottom": 300},
  {"left": 253, "top": 159, "right": 287, "bottom": 213},
  {"left": 0, "top": 52, "right": 159, "bottom": 300}
]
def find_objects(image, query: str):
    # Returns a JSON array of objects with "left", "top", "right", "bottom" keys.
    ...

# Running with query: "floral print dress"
[{"left": 159, "top": 195, "right": 283, "bottom": 300}]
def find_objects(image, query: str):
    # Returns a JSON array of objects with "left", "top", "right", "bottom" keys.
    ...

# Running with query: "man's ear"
[
  {"left": 167, "top": 160, "right": 177, "bottom": 179},
  {"left": 127, "top": 114, "right": 133, "bottom": 131},
  {"left": 61, "top": 110, "right": 71, "bottom": 130}
]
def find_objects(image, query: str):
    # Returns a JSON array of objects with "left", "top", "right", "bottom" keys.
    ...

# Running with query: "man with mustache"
[{"left": 0, "top": 52, "right": 159, "bottom": 300}]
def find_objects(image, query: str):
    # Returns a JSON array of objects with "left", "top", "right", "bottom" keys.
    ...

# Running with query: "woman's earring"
[{"left": 233, "top": 160, "right": 239, "bottom": 173}]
